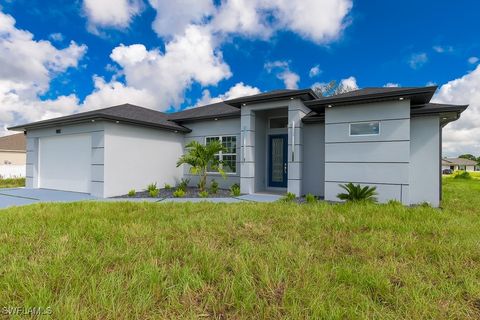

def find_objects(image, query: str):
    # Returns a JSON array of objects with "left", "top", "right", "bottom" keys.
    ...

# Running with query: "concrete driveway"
[{"left": 0, "top": 188, "right": 97, "bottom": 209}]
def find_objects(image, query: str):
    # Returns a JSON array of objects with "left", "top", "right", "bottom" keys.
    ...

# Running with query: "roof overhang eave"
[{"left": 8, "top": 115, "right": 191, "bottom": 133}]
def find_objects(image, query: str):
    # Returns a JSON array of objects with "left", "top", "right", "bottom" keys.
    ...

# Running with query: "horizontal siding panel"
[
  {"left": 325, "top": 162, "right": 409, "bottom": 185},
  {"left": 325, "top": 141, "right": 410, "bottom": 163},
  {"left": 325, "top": 100, "right": 410, "bottom": 124}
]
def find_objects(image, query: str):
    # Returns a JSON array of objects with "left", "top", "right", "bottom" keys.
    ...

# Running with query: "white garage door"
[{"left": 39, "top": 133, "right": 91, "bottom": 193}]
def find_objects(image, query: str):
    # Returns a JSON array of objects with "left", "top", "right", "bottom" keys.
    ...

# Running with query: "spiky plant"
[
  {"left": 176, "top": 140, "right": 226, "bottom": 192},
  {"left": 337, "top": 183, "right": 378, "bottom": 203}
]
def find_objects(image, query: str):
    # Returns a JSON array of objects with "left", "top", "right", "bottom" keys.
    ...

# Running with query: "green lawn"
[
  {"left": 0, "top": 177, "right": 25, "bottom": 188},
  {"left": 0, "top": 178, "right": 479, "bottom": 319}
]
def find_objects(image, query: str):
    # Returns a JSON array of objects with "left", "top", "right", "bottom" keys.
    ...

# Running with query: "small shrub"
[
  {"left": 280, "top": 192, "right": 297, "bottom": 202},
  {"left": 305, "top": 193, "right": 317, "bottom": 203},
  {"left": 173, "top": 189, "right": 185, "bottom": 198},
  {"left": 210, "top": 179, "right": 219, "bottom": 194},
  {"left": 127, "top": 189, "right": 136, "bottom": 197},
  {"left": 177, "top": 178, "right": 190, "bottom": 192},
  {"left": 199, "top": 191, "right": 209, "bottom": 198},
  {"left": 387, "top": 199, "right": 402, "bottom": 206},
  {"left": 147, "top": 182, "right": 157, "bottom": 192},
  {"left": 453, "top": 171, "right": 471, "bottom": 180},
  {"left": 337, "top": 183, "right": 377, "bottom": 203},
  {"left": 164, "top": 183, "right": 172, "bottom": 190},
  {"left": 230, "top": 183, "right": 241, "bottom": 196},
  {"left": 148, "top": 189, "right": 159, "bottom": 197}
]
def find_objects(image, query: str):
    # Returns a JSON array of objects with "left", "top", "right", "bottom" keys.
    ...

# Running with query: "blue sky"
[{"left": 0, "top": 0, "right": 479, "bottom": 155}]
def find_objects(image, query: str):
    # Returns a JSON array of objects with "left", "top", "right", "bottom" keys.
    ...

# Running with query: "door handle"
[{"left": 284, "top": 163, "right": 287, "bottom": 174}]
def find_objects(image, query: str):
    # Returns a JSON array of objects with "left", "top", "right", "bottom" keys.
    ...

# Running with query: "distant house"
[
  {"left": 0, "top": 133, "right": 26, "bottom": 165},
  {"left": 0, "top": 133, "right": 26, "bottom": 178},
  {"left": 442, "top": 158, "right": 478, "bottom": 172}
]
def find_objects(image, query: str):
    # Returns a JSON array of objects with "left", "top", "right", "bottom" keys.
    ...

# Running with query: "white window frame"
[
  {"left": 205, "top": 135, "right": 237, "bottom": 174},
  {"left": 349, "top": 121, "right": 381, "bottom": 136}
]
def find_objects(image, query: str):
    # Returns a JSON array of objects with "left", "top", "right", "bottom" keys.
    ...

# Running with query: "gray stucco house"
[{"left": 9, "top": 86, "right": 468, "bottom": 207}]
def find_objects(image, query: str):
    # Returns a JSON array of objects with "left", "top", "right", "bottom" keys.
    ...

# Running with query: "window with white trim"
[
  {"left": 349, "top": 121, "right": 380, "bottom": 136},
  {"left": 205, "top": 136, "right": 237, "bottom": 173}
]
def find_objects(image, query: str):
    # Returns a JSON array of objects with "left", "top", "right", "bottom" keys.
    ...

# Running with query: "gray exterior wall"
[
  {"left": 25, "top": 122, "right": 106, "bottom": 197},
  {"left": 103, "top": 122, "right": 184, "bottom": 198},
  {"left": 324, "top": 100, "right": 411, "bottom": 204},
  {"left": 409, "top": 116, "right": 440, "bottom": 206},
  {"left": 302, "top": 123, "right": 325, "bottom": 196},
  {"left": 183, "top": 118, "right": 240, "bottom": 189}
]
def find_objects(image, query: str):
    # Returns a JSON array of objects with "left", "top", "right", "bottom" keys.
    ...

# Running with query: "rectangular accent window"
[
  {"left": 349, "top": 121, "right": 380, "bottom": 136},
  {"left": 205, "top": 136, "right": 237, "bottom": 173},
  {"left": 269, "top": 117, "right": 288, "bottom": 129}
]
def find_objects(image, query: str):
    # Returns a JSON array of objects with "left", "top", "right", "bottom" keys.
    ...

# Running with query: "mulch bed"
[{"left": 117, "top": 187, "right": 233, "bottom": 199}]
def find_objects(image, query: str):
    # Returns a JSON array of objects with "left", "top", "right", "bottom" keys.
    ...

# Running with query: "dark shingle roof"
[
  {"left": 168, "top": 102, "right": 240, "bottom": 122},
  {"left": 9, "top": 104, "right": 190, "bottom": 132},
  {"left": 0, "top": 133, "right": 26, "bottom": 151},
  {"left": 305, "top": 86, "right": 438, "bottom": 108},
  {"left": 225, "top": 89, "right": 318, "bottom": 107},
  {"left": 442, "top": 158, "right": 477, "bottom": 166}
]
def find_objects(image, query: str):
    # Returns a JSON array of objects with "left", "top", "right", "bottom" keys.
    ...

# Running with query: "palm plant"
[
  {"left": 337, "top": 183, "right": 378, "bottom": 202},
  {"left": 176, "top": 140, "right": 226, "bottom": 192}
]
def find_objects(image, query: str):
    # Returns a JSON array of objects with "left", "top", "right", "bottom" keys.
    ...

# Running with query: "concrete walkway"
[{"left": 0, "top": 188, "right": 282, "bottom": 209}]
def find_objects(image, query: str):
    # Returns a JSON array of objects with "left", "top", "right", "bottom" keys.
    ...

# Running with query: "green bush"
[
  {"left": 230, "top": 183, "right": 241, "bottom": 197},
  {"left": 453, "top": 171, "right": 471, "bottom": 180},
  {"left": 199, "top": 191, "right": 209, "bottom": 198},
  {"left": 305, "top": 193, "right": 317, "bottom": 203},
  {"left": 146, "top": 183, "right": 157, "bottom": 192},
  {"left": 173, "top": 189, "right": 185, "bottom": 198},
  {"left": 210, "top": 179, "right": 219, "bottom": 194},
  {"left": 127, "top": 189, "right": 136, "bottom": 197},
  {"left": 387, "top": 199, "right": 402, "bottom": 206},
  {"left": 177, "top": 178, "right": 190, "bottom": 192},
  {"left": 280, "top": 192, "right": 297, "bottom": 202},
  {"left": 337, "top": 183, "right": 377, "bottom": 203},
  {"left": 164, "top": 183, "right": 172, "bottom": 190},
  {"left": 148, "top": 189, "right": 159, "bottom": 197}
]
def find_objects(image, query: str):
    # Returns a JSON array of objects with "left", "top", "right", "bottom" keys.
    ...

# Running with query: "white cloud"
[
  {"left": 110, "top": 25, "right": 232, "bottom": 109},
  {"left": 194, "top": 82, "right": 261, "bottom": 107},
  {"left": 149, "top": 0, "right": 353, "bottom": 44},
  {"left": 0, "top": 11, "right": 87, "bottom": 135},
  {"left": 409, "top": 52, "right": 428, "bottom": 69},
  {"left": 384, "top": 82, "right": 399, "bottom": 87},
  {"left": 338, "top": 76, "right": 358, "bottom": 91},
  {"left": 83, "top": 0, "right": 142, "bottom": 32},
  {"left": 0, "top": 11, "right": 87, "bottom": 97},
  {"left": 82, "top": 76, "right": 157, "bottom": 110},
  {"left": 433, "top": 64, "right": 480, "bottom": 156},
  {"left": 433, "top": 45, "right": 453, "bottom": 53},
  {"left": 148, "top": 0, "right": 214, "bottom": 38},
  {"left": 265, "top": 61, "right": 300, "bottom": 89},
  {"left": 49, "top": 32, "right": 64, "bottom": 42},
  {"left": 309, "top": 65, "right": 321, "bottom": 78},
  {"left": 468, "top": 56, "right": 479, "bottom": 64}
]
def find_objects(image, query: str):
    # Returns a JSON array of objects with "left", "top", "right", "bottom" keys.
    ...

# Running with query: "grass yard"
[
  {"left": 0, "top": 177, "right": 25, "bottom": 188},
  {"left": 0, "top": 177, "right": 479, "bottom": 319}
]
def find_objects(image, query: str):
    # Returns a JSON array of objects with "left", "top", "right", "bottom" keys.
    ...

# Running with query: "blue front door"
[{"left": 268, "top": 134, "right": 288, "bottom": 188}]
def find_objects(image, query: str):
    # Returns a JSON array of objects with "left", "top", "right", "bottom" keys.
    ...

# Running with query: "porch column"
[
  {"left": 240, "top": 107, "right": 255, "bottom": 194},
  {"left": 287, "top": 99, "right": 311, "bottom": 196}
]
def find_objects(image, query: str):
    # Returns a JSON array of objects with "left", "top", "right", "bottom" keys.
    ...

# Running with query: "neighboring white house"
[
  {"left": 442, "top": 158, "right": 478, "bottom": 172},
  {"left": 0, "top": 133, "right": 26, "bottom": 178},
  {"left": 9, "top": 86, "right": 468, "bottom": 207}
]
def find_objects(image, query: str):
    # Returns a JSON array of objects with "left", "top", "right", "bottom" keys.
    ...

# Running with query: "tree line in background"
[{"left": 458, "top": 154, "right": 480, "bottom": 165}]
